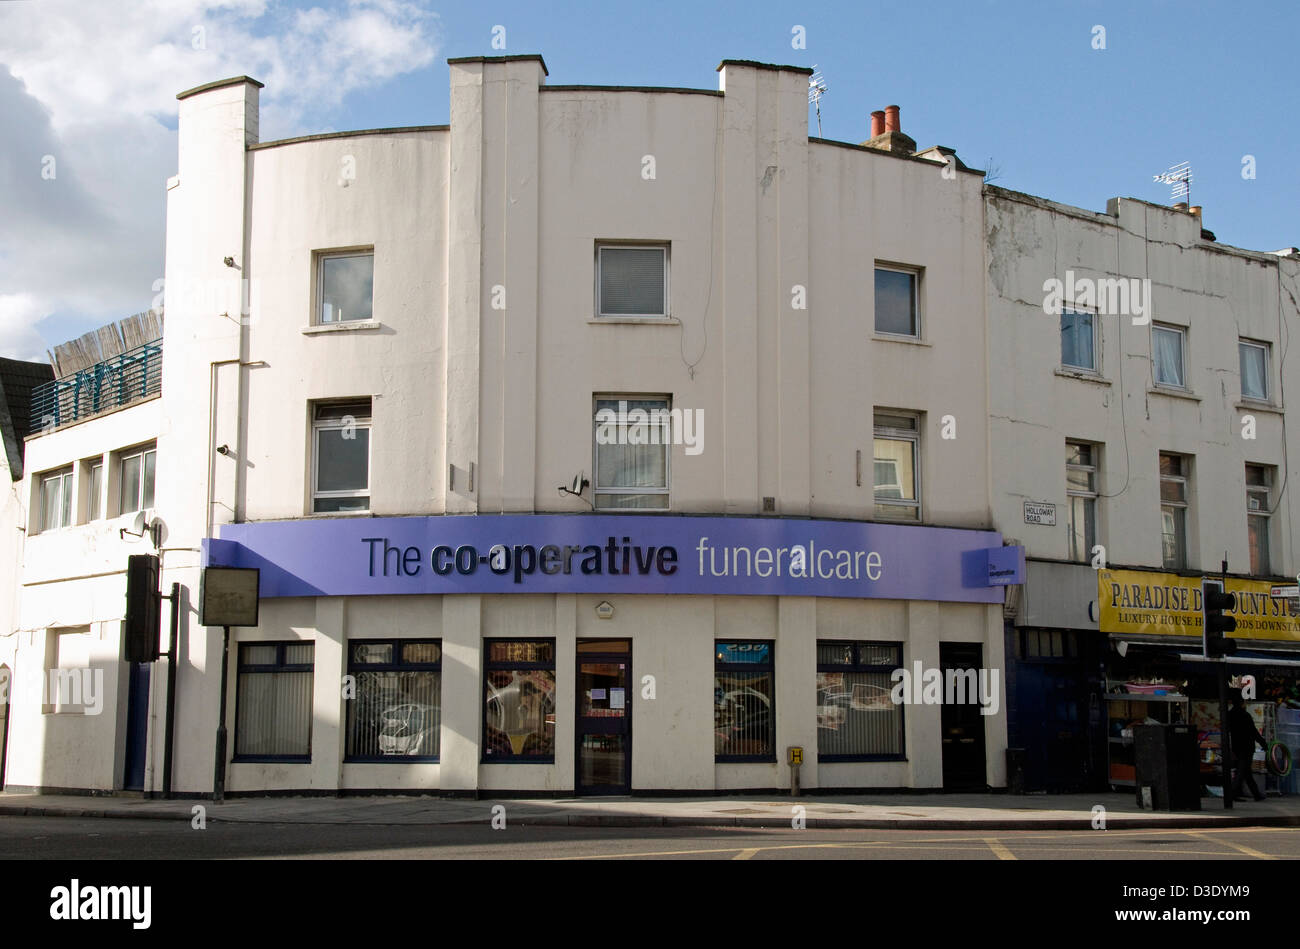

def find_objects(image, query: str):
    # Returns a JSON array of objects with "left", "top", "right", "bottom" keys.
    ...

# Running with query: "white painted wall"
[{"left": 987, "top": 188, "right": 1300, "bottom": 581}]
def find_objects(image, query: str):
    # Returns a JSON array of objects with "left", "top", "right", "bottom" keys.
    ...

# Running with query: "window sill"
[
  {"left": 818, "top": 755, "right": 908, "bottom": 764},
  {"left": 1147, "top": 385, "right": 1201, "bottom": 402},
  {"left": 1236, "top": 399, "right": 1282, "bottom": 415},
  {"left": 232, "top": 756, "right": 312, "bottom": 764},
  {"left": 588, "top": 317, "right": 679, "bottom": 325},
  {"left": 308, "top": 508, "right": 373, "bottom": 517},
  {"left": 1054, "top": 367, "right": 1111, "bottom": 386},
  {"left": 871, "top": 334, "right": 931, "bottom": 347},
  {"left": 715, "top": 757, "right": 779, "bottom": 765},
  {"left": 481, "top": 757, "right": 556, "bottom": 765},
  {"left": 302, "top": 320, "right": 382, "bottom": 335},
  {"left": 345, "top": 757, "right": 440, "bottom": 765}
]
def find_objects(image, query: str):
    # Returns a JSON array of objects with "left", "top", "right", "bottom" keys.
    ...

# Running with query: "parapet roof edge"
[
  {"left": 249, "top": 126, "right": 449, "bottom": 151},
  {"left": 177, "top": 75, "right": 264, "bottom": 100},
  {"left": 447, "top": 54, "right": 549, "bottom": 76},
  {"left": 716, "top": 59, "right": 814, "bottom": 75}
]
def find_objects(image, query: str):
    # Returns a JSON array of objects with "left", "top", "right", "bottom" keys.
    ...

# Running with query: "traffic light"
[
  {"left": 124, "top": 554, "right": 161, "bottom": 662},
  {"left": 1202, "top": 578, "right": 1238, "bottom": 658}
]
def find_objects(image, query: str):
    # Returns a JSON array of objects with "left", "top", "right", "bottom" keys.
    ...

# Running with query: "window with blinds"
[
  {"left": 715, "top": 642, "right": 775, "bottom": 762},
  {"left": 816, "top": 641, "right": 905, "bottom": 760},
  {"left": 596, "top": 244, "right": 668, "bottom": 318},
  {"left": 345, "top": 640, "right": 442, "bottom": 761},
  {"left": 234, "top": 642, "right": 315, "bottom": 761}
]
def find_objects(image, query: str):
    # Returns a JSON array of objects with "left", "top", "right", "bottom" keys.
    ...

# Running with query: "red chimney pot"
[
  {"left": 884, "top": 105, "right": 900, "bottom": 132},
  {"left": 870, "top": 110, "right": 885, "bottom": 137}
]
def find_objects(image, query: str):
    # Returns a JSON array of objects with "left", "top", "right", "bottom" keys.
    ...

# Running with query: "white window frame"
[
  {"left": 592, "top": 394, "right": 671, "bottom": 511},
  {"left": 1238, "top": 339, "right": 1270, "bottom": 402},
  {"left": 872, "top": 411, "right": 921, "bottom": 520},
  {"left": 873, "top": 264, "right": 921, "bottom": 339},
  {"left": 117, "top": 444, "right": 156, "bottom": 516},
  {"left": 1159, "top": 452, "right": 1189, "bottom": 570},
  {"left": 595, "top": 243, "right": 670, "bottom": 320},
  {"left": 311, "top": 401, "right": 372, "bottom": 514},
  {"left": 1060, "top": 309, "right": 1098, "bottom": 372},
  {"left": 315, "top": 249, "right": 375, "bottom": 325},
  {"left": 37, "top": 467, "right": 73, "bottom": 533},
  {"left": 1246, "top": 464, "right": 1272, "bottom": 576},
  {"left": 1152, "top": 323, "right": 1187, "bottom": 390},
  {"left": 1065, "top": 441, "right": 1098, "bottom": 562},
  {"left": 85, "top": 459, "right": 104, "bottom": 522}
]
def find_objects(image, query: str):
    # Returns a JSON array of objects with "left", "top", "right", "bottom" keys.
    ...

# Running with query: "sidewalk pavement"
[{"left": 3, "top": 789, "right": 1300, "bottom": 830}]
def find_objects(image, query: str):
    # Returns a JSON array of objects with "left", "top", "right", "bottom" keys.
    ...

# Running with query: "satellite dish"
[
  {"left": 131, "top": 511, "right": 147, "bottom": 536},
  {"left": 570, "top": 472, "right": 587, "bottom": 495}
]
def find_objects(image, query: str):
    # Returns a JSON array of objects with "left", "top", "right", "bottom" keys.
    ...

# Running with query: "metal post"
[
  {"left": 1220, "top": 557, "right": 1232, "bottom": 810},
  {"left": 213, "top": 625, "right": 231, "bottom": 803},
  {"left": 162, "top": 582, "right": 180, "bottom": 799}
]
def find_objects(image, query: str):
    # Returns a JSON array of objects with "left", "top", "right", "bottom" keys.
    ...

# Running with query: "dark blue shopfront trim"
[{"left": 204, "top": 514, "right": 1020, "bottom": 603}]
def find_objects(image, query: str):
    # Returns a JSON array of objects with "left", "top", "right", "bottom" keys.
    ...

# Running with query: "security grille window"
[
  {"left": 312, "top": 399, "right": 371, "bottom": 513},
  {"left": 816, "top": 642, "right": 904, "bottom": 760},
  {"left": 118, "top": 445, "right": 156, "bottom": 515},
  {"left": 1159, "top": 453, "right": 1189, "bottom": 570},
  {"left": 593, "top": 396, "right": 670, "bottom": 510},
  {"left": 1066, "top": 442, "right": 1098, "bottom": 563},
  {"left": 1152, "top": 324, "right": 1186, "bottom": 388},
  {"left": 318, "top": 251, "right": 374, "bottom": 323},
  {"left": 86, "top": 460, "right": 103, "bottom": 521},
  {"left": 715, "top": 641, "right": 775, "bottom": 761},
  {"left": 1061, "top": 310, "right": 1096, "bottom": 371},
  {"left": 873, "top": 411, "right": 920, "bottom": 520},
  {"left": 483, "top": 640, "right": 556, "bottom": 761},
  {"left": 874, "top": 266, "right": 919, "bottom": 337},
  {"left": 345, "top": 640, "right": 441, "bottom": 761},
  {"left": 1246, "top": 465, "right": 1272, "bottom": 576},
  {"left": 596, "top": 244, "right": 668, "bottom": 318},
  {"left": 234, "top": 642, "right": 314, "bottom": 761},
  {"left": 38, "top": 468, "right": 73, "bottom": 532},
  {"left": 1239, "top": 340, "right": 1270, "bottom": 402}
]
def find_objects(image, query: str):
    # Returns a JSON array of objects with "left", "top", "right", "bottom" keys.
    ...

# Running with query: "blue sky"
[{"left": 1, "top": 0, "right": 1296, "bottom": 360}]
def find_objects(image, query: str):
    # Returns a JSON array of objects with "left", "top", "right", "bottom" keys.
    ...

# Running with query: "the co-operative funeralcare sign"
[{"left": 205, "top": 515, "right": 1016, "bottom": 603}]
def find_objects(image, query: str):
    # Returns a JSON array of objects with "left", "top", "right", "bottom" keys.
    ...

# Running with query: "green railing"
[{"left": 29, "top": 339, "right": 162, "bottom": 433}]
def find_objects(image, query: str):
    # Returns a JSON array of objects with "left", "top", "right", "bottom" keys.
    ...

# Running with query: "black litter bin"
[
  {"left": 1134, "top": 724, "right": 1200, "bottom": 811},
  {"left": 1006, "top": 747, "right": 1027, "bottom": 795}
]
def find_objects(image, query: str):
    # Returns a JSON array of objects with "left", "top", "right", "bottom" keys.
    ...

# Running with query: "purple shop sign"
[{"left": 206, "top": 514, "right": 1015, "bottom": 603}]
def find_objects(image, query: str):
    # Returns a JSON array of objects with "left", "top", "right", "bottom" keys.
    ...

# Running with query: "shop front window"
[
  {"left": 483, "top": 640, "right": 556, "bottom": 761},
  {"left": 714, "top": 641, "right": 774, "bottom": 761},
  {"left": 345, "top": 640, "right": 442, "bottom": 761},
  {"left": 816, "top": 641, "right": 904, "bottom": 760}
]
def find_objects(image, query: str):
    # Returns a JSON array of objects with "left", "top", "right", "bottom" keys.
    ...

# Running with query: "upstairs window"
[
  {"left": 1159, "top": 452, "right": 1190, "bottom": 570},
  {"left": 38, "top": 468, "right": 73, "bottom": 533},
  {"left": 312, "top": 400, "right": 371, "bottom": 513},
  {"left": 1239, "top": 340, "right": 1269, "bottom": 402},
  {"left": 317, "top": 250, "right": 374, "bottom": 324},
  {"left": 593, "top": 396, "right": 670, "bottom": 510},
  {"left": 873, "top": 411, "right": 920, "bottom": 520},
  {"left": 1061, "top": 310, "right": 1096, "bottom": 371},
  {"left": 1246, "top": 464, "right": 1272, "bottom": 577},
  {"left": 1152, "top": 324, "right": 1186, "bottom": 388},
  {"left": 596, "top": 244, "right": 668, "bottom": 318},
  {"left": 118, "top": 445, "right": 156, "bottom": 515},
  {"left": 1066, "top": 442, "right": 1098, "bottom": 563},
  {"left": 86, "top": 460, "right": 104, "bottom": 522},
  {"left": 874, "top": 266, "right": 919, "bottom": 337}
]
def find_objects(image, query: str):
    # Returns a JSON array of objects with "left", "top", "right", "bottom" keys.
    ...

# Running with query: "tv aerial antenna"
[
  {"left": 1153, "top": 161, "right": 1192, "bottom": 205},
  {"left": 808, "top": 66, "right": 828, "bottom": 137}
]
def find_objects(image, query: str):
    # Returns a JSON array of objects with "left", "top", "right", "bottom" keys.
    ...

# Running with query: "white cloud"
[{"left": 0, "top": 0, "right": 440, "bottom": 361}]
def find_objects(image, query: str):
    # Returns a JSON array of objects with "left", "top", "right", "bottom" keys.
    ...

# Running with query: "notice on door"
[{"left": 610, "top": 688, "right": 625, "bottom": 710}]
